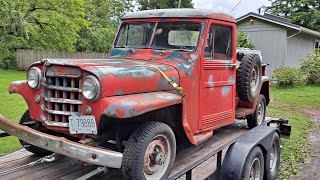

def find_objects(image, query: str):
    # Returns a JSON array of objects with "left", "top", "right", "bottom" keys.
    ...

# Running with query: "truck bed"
[{"left": 0, "top": 118, "right": 274, "bottom": 180}]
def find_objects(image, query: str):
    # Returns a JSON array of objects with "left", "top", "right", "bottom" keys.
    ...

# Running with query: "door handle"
[{"left": 227, "top": 63, "right": 237, "bottom": 67}]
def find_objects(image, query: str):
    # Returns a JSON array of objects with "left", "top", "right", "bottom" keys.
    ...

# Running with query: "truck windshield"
[{"left": 115, "top": 22, "right": 202, "bottom": 51}]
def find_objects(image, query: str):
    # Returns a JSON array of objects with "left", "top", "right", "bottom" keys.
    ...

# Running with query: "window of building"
[
  {"left": 204, "top": 25, "right": 232, "bottom": 60},
  {"left": 315, "top": 40, "right": 320, "bottom": 49}
]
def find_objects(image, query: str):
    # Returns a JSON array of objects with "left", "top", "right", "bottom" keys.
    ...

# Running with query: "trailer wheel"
[
  {"left": 122, "top": 121, "right": 176, "bottom": 180},
  {"left": 237, "top": 54, "right": 262, "bottom": 102},
  {"left": 19, "top": 110, "right": 52, "bottom": 156},
  {"left": 242, "top": 146, "right": 264, "bottom": 180},
  {"left": 264, "top": 133, "right": 280, "bottom": 180},
  {"left": 247, "top": 94, "right": 266, "bottom": 129}
]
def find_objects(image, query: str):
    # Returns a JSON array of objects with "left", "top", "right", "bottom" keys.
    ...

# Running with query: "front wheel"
[
  {"left": 247, "top": 94, "right": 266, "bottom": 129},
  {"left": 121, "top": 121, "right": 176, "bottom": 180},
  {"left": 19, "top": 111, "right": 52, "bottom": 156}
]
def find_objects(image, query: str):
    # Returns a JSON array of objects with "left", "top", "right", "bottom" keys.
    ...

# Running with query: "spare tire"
[{"left": 237, "top": 54, "right": 262, "bottom": 102}]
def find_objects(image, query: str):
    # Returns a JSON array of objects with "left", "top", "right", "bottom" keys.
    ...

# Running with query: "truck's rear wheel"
[
  {"left": 264, "top": 133, "right": 280, "bottom": 180},
  {"left": 237, "top": 54, "right": 262, "bottom": 102},
  {"left": 247, "top": 94, "right": 266, "bottom": 129},
  {"left": 241, "top": 146, "right": 264, "bottom": 180},
  {"left": 122, "top": 121, "right": 176, "bottom": 180},
  {"left": 19, "top": 111, "right": 52, "bottom": 156}
]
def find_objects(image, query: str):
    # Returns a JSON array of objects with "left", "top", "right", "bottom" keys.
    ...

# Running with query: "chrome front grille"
[{"left": 42, "top": 76, "right": 82, "bottom": 126}]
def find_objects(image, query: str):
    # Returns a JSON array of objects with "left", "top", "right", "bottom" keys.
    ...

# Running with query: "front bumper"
[{"left": 0, "top": 115, "right": 123, "bottom": 168}]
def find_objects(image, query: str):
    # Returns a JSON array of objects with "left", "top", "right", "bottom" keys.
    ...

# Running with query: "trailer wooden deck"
[{"left": 0, "top": 118, "right": 274, "bottom": 180}]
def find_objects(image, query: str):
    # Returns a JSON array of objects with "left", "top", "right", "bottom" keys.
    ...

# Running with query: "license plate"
[{"left": 69, "top": 116, "right": 97, "bottom": 134}]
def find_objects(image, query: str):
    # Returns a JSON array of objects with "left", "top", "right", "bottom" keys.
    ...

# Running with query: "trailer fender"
[
  {"left": 221, "top": 125, "right": 279, "bottom": 180},
  {"left": 101, "top": 91, "right": 182, "bottom": 118}
]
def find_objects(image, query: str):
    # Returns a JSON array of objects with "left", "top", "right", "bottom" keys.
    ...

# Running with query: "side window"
[{"left": 205, "top": 25, "right": 232, "bottom": 60}]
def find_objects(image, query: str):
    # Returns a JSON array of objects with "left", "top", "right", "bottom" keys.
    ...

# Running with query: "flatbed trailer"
[{"left": 0, "top": 117, "right": 290, "bottom": 180}]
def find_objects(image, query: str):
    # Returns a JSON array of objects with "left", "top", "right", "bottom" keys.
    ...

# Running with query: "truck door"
[{"left": 199, "top": 20, "right": 236, "bottom": 130}]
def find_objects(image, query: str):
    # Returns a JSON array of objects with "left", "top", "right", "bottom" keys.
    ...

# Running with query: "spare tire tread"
[{"left": 237, "top": 54, "right": 262, "bottom": 102}]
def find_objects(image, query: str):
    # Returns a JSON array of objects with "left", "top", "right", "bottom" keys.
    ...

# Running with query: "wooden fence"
[{"left": 16, "top": 49, "right": 108, "bottom": 70}]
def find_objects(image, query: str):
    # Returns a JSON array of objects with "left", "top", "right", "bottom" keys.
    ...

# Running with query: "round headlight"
[
  {"left": 82, "top": 76, "right": 101, "bottom": 101},
  {"left": 27, "top": 67, "right": 42, "bottom": 89}
]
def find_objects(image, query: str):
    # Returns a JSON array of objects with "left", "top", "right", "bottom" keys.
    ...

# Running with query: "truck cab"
[{"left": 1, "top": 9, "right": 270, "bottom": 180}]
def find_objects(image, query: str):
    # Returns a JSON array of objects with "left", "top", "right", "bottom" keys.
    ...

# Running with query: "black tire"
[
  {"left": 237, "top": 54, "right": 262, "bottom": 102},
  {"left": 122, "top": 121, "right": 176, "bottom": 180},
  {"left": 19, "top": 111, "right": 52, "bottom": 156},
  {"left": 241, "top": 146, "right": 264, "bottom": 180},
  {"left": 247, "top": 94, "right": 266, "bottom": 129},
  {"left": 264, "top": 133, "right": 280, "bottom": 180}
]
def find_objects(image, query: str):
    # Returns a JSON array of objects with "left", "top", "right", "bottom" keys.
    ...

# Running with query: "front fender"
[
  {"left": 101, "top": 91, "right": 182, "bottom": 118},
  {"left": 9, "top": 80, "right": 28, "bottom": 94}
]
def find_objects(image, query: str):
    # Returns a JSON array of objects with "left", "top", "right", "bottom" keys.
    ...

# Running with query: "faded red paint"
[{"left": 7, "top": 9, "right": 270, "bottom": 145}]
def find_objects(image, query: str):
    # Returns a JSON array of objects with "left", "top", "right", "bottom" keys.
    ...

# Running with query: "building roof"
[
  {"left": 123, "top": 8, "right": 236, "bottom": 23},
  {"left": 237, "top": 12, "right": 320, "bottom": 38}
]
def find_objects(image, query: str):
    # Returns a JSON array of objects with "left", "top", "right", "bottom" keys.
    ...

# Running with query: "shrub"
[
  {"left": 236, "top": 32, "right": 255, "bottom": 49},
  {"left": 0, "top": 48, "right": 16, "bottom": 70},
  {"left": 300, "top": 54, "right": 320, "bottom": 85},
  {"left": 272, "top": 66, "right": 301, "bottom": 87}
]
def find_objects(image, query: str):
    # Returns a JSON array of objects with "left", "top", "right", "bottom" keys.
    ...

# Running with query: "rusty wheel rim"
[
  {"left": 250, "top": 66, "right": 259, "bottom": 93},
  {"left": 257, "top": 100, "right": 265, "bottom": 125},
  {"left": 144, "top": 135, "right": 171, "bottom": 180}
]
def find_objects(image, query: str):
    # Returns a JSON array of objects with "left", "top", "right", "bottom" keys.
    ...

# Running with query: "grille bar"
[
  {"left": 44, "top": 108, "right": 80, "bottom": 116},
  {"left": 44, "top": 97, "right": 82, "bottom": 104},
  {"left": 42, "top": 83, "right": 81, "bottom": 92}
]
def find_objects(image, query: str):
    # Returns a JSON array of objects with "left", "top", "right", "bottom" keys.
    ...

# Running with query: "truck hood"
[{"left": 38, "top": 58, "right": 180, "bottom": 97}]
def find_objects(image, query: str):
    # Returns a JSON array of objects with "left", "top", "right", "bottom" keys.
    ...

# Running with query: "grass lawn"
[
  {"left": 0, "top": 70, "right": 27, "bottom": 154},
  {"left": 268, "top": 85, "right": 320, "bottom": 179},
  {"left": 0, "top": 70, "right": 319, "bottom": 179}
]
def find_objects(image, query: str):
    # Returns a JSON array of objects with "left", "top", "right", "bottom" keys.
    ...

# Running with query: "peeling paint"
[
  {"left": 115, "top": 90, "right": 123, "bottom": 96},
  {"left": 221, "top": 86, "right": 231, "bottom": 96},
  {"left": 228, "top": 74, "right": 235, "bottom": 84},
  {"left": 208, "top": 75, "right": 214, "bottom": 88},
  {"left": 190, "top": 54, "right": 199, "bottom": 61},
  {"left": 108, "top": 48, "right": 133, "bottom": 58}
]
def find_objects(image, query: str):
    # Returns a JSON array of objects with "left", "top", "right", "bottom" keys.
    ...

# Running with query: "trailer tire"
[
  {"left": 19, "top": 111, "right": 52, "bottom": 156},
  {"left": 264, "top": 133, "right": 280, "bottom": 180},
  {"left": 247, "top": 94, "right": 266, "bottom": 129},
  {"left": 122, "top": 121, "right": 176, "bottom": 180},
  {"left": 237, "top": 54, "right": 262, "bottom": 102},
  {"left": 241, "top": 146, "right": 264, "bottom": 180}
]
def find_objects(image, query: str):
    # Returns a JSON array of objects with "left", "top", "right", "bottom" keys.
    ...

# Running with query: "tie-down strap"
[{"left": 149, "top": 65, "right": 185, "bottom": 98}]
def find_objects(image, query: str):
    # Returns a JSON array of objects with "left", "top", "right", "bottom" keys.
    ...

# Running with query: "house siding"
[
  {"left": 286, "top": 33, "right": 315, "bottom": 67},
  {"left": 237, "top": 19, "right": 287, "bottom": 76}
]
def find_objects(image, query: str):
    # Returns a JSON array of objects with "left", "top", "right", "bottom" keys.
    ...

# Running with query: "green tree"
[
  {"left": 0, "top": 0, "right": 86, "bottom": 69},
  {"left": 266, "top": 0, "right": 320, "bottom": 31},
  {"left": 0, "top": 0, "right": 86, "bottom": 51},
  {"left": 75, "top": 0, "right": 134, "bottom": 52},
  {"left": 236, "top": 32, "right": 255, "bottom": 49},
  {"left": 138, "top": 0, "right": 193, "bottom": 10}
]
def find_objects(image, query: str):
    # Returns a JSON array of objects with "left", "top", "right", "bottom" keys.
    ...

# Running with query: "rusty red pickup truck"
[{"left": 0, "top": 9, "right": 278, "bottom": 180}]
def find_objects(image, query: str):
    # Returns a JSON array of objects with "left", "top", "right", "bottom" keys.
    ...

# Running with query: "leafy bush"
[
  {"left": 236, "top": 32, "right": 255, "bottom": 49},
  {"left": 272, "top": 66, "right": 301, "bottom": 87},
  {"left": 300, "top": 54, "right": 320, "bottom": 85}
]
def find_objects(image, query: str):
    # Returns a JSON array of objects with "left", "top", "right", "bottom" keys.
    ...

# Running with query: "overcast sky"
[{"left": 192, "top": 0, "right": 271, "bottom": 18}]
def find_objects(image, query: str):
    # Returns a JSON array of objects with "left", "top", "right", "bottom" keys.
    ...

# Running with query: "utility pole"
[{"left": 178, "top": 0, "right": 181, "bottom": 8}]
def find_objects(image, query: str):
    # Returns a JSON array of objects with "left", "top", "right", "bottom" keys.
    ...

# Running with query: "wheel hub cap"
[
  {"left": 250, "top": 66, "right": 259, "bottom": 92},
  {"left": 249, "top": 158, "right": 261, "bottom": 180},
  {"left": 143, "top": 135, "right": 171, "bottom": 179}
]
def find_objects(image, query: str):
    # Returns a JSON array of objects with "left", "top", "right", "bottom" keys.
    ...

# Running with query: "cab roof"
[{"left": 123, "top": 9, "right": 236, "bottom": 23}]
